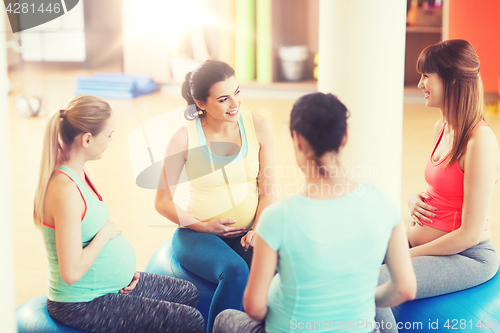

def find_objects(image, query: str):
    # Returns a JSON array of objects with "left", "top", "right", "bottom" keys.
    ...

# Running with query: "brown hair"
[
  {"left": 416, "top": 39, "right": 484, "bottom": 167},
  {"left": 33, "top": 95, "right": 112, "bottom": 227},
  {"left": 181, "top": 60, "right": 235, "bottom": 120}
]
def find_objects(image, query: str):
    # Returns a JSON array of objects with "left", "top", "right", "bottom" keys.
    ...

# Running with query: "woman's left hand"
[
  {"left": 119, "top": 272, "right": 140, "bottom": 294},
  {"left": 240, "top": 230, "right": 256, "bottom": 251}
]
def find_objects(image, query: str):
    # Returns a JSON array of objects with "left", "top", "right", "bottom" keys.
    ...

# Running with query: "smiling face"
[
  {"left": 417, "top": 72, "right": 444, "bottom": 109},
  {"left": 196, "top": 76, "right": 242, "bottom": 122}
]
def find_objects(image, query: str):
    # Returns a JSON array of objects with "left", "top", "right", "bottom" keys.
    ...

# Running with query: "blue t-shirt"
[{"left": 255, "top": 183, "right": 400, "bottom": 332}]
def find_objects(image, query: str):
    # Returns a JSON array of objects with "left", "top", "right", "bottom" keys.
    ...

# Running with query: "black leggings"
[{"left": 47, "top": 272, "right": 204, "bottom": 333}]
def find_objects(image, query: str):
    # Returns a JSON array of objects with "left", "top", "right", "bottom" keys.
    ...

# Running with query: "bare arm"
[
  {"left": 410, "top": 126, "right": 498, "bottom": 257},
  {"left": 243, "top": 234, "right": 278, "bottom": 321},
  {"left": 47, "top": 175, "right": 120, "bottom": 285},
  {"left": 241, "top": 114, "right": 276, "bottom": 249},
  {"left": 375, "top": 219, "right": 417, "bottom": 307},
  {"left": 154, "top": 126, "right": 203, "bottom": 229},
  {"left": 252, "top": 114, "right": 276, "bottom": 228}
]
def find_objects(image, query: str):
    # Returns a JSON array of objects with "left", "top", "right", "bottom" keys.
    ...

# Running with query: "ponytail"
[
  {"left": 182, "top": 72, "right": 202, "bottom": 120},
  {"left": 181, "top": 72, "right": 195, "bottom": 105},
  {"left": 33, "top": 112, "right": 63, "bottom": 227},
  {"left": 33, "top": 95, "right": 111, "bottom": 227}
]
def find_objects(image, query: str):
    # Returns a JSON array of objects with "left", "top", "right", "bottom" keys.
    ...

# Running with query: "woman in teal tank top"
[
  {"left": 155, "top": 60, "right": 276, "bottom": 333},
  {"left": 213, "top": 93, "right": 417, "bottom": 333},
  {"left": 33, "top": 95, "right": 204, "bottom": 332}
]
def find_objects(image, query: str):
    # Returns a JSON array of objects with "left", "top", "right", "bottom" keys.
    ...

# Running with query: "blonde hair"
[
  {"left": 416, "top": 39, "right": 484, "bottom": 167},
  {"left": 33, "top": 95, "right": 112, "bottom": 227}
]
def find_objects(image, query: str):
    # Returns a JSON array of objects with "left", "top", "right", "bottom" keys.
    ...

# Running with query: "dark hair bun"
[
  {"left": 181, "top": 71, "right": 195, "bottom": 105},
  {"left": 290, "top": 93, "right": 349, "bottom": 157}
]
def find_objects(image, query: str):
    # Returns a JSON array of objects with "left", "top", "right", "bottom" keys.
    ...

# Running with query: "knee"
[
  {"left": 220, "top": 262, "right": 249, "bottom": 285},
  {"left": 183, "top": 306, "right": 205, "bottom": 333},
  {"left": 213, "top": 309, "right": 242, "bottom": 333},
  {"left": 485, "top": 260, "right": 499, "bottom": 282}
]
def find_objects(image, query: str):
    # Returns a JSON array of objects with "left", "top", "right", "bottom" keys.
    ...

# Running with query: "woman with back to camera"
[
  {"left": 154, "top": 60, "right": 275, "bottom": 333},
  {"left": 213, "top": 92, "right": 417, "bottom": 333},
  {"left": 34, "top": 95, "right": 204, "bottom": 333},
  {"left": 376, "top": 39, "right": 500, "bottom": 332}
]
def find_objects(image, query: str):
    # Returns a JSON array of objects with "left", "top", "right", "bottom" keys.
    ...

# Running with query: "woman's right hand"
[
  {"left": 408, "top": 192, "right": 438, "bottom": 226},
  {"left": 202, "top": 219, "right": 247, "bottom": 238},
  {"left": 99, "top": 220, "right": 122, "bottom": 240}
]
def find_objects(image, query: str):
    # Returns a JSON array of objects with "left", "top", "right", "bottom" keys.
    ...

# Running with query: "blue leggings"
[{"left": 172, "top": 228, "right": 253, "bottom": 333}]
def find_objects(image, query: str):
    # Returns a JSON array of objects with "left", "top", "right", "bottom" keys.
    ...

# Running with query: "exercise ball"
[
  {"left": 393, "top": 270, "right": 500, "bottom": 332},
  {"left": 145, "top": 237, "right": 217, "bottom": 328},
  {"left": 16, "top": 295, "right": 86, "bottom": 333}
]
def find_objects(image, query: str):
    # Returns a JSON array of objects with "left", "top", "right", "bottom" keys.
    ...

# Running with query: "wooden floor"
[{"left": 9, "top": 64, "right": 500, "bottom": 306}]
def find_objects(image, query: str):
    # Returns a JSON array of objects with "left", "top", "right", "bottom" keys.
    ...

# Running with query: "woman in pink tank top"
[{"left": 376, "top": 40, "right": 500, "bottom": 333}]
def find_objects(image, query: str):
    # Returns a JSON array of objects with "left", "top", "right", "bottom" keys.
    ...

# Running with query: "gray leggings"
[
  {"left": 47, "top": 272, "right": 204, "bottom": 333},
  {"left": 376, "top": 240, "right": 499, "bottom": 333},
  {"left": 213, "top": 309, "right": 379, "bottom": 333},
  {"left": 213, "top": 310, "right": 265, "bottom": 333}
]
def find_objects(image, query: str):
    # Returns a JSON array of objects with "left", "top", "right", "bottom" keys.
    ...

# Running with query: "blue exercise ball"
[
  {"left": 17, "top": 295, "right": 86, "bottom": 333},
  {"left": 145, "top": 237, "right": 217, "bottom": 328},
  {"left": 393, "top": 270, "right": 500, "bottom": 332}
]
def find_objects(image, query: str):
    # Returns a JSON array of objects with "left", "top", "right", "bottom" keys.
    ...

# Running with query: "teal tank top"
[{"left": 42, "top": 165, "right": 136, "bottom": 302}]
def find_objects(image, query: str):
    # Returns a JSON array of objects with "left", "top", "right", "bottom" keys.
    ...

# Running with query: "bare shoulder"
[
  {"left": 45, "top": 173, "right": 84, "bottom": 221},
  {"left": 171, "top": 125, "right": 188, "bottom": 143},
  {"left": 464, "top": 124, "right": 499, "bottom": 168},
  {"left": 462, "top": 124, "right": 500, "bottom": 177},
  {"left": 434, "top": 118, "right": 445, "bottom": 129},
  {"left": 46, "top": 173, "right": 81, "bottom": 202},
  {"left": 251, "top": 113, "right": 273, "bottom": 142},
  {"left": 468, "top": 124, "right": 499, "bottom": 150},
  {"left": 166, "top": 125, "right": 189, "bottom": 156}
]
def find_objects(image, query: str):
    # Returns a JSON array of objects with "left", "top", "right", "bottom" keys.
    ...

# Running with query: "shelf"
[{"left": 406, "top": 26, "right": 442, "bottom": 33}]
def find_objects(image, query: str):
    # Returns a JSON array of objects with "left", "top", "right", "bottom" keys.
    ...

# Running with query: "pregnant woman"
[
  {"left": 34, "top": 95, "right": 204, "bottom": 332},
  {"left": 155, "top": 60, "right": 275, "bottom": 333},
  {"left": 376, "top": 39, "right": 500, "bottom": 332}
]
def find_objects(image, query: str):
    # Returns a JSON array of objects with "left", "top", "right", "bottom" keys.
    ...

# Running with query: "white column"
[
  {"left": 318, "top": 0, "right": 406, "bottom": 202},
  {"left": 1, "top": 4, "right": 18, "bottom": 333}
]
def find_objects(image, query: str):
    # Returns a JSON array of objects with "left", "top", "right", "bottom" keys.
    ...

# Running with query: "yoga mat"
[
  {"left": 256, "top": 0, "right": 272, "bottom": 84},
  {"left": 235, "top": 0, "right": 255, "bottom": 82}
]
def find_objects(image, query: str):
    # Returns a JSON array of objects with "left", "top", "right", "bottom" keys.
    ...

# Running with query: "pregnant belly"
[
  {"left": 407, "top": 223, "right": 448, "bottom": 247},
  {"left": 407, "top": 222, "right": 493, "bottom": 247}
]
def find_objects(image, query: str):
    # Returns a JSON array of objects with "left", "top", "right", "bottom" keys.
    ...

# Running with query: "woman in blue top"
[
  {"left": 213, "top": 93, "right": 417, "bottom": 333},
  {"left": 33, "top": 95, "right": 204, "bottom": 332}
]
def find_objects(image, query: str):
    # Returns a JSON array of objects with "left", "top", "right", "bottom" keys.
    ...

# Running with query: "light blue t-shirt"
[{"left": 255, "top": 183, "right": 400, "bottom": 333}]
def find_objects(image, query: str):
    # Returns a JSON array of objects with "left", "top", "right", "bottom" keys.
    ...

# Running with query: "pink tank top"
[{"left": 421, "top": 121, "right": 490, "bottom": 232}]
